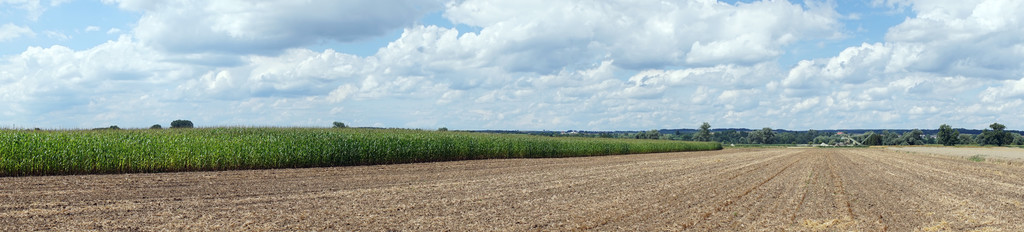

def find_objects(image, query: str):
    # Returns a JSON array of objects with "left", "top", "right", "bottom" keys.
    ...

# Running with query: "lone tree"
[
  {"left": 937, "top": 124, "right": 959, "bottom": 146},
  {"left": 332, "top": 121, "right": 348, "bottom": 128},
  {"left": 170, "top": 120, "right": 194, "bottom": 129},
  {"left": 694, "top": 122, "right": 712, "bottom": 142},
  {"left": 150, "top": 124, "right": 162, "bottom": 129}
]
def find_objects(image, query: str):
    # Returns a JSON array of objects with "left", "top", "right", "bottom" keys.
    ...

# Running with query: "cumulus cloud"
[
  {"left": 0, "top": 23, "right": 35, "bottom": 41},
  {"left": 106, "top": 0, "right": 444, "bottom": 55},
  {"left": 6, "top": 0, "right": 1024, "bottom": 130},
  {"left": 881, "top": 0, "right": 1024, "bottom": 79},
  {"left": 42, "top": 30, "right": 69, "bottom": 41},
  {"left": 436, "top": 0, "right": 841, "bottom": 72}
]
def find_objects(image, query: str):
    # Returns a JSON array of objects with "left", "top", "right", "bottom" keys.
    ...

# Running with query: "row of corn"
[{"left": 0, "top": 127, "right": 722, "bottom": 176}]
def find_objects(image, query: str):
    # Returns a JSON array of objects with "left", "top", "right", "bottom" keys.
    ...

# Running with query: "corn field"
[{"left": 0, "top": 128, "right": 722, "bottom": 176}]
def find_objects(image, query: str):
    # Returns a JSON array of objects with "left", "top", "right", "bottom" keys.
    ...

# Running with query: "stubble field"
[
  {"left": 888, "top": 146, "right": 1024, "bottom": 163},
  {"left": 2, "top": 148, "right": 1023, "bottom": 230}
]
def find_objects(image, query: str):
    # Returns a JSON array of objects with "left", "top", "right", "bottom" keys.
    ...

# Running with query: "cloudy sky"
[{"left": 1, "top": 0, "right": 1022, "bottom": 130}]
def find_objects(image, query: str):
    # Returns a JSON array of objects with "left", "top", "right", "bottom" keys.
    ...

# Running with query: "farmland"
[
  {"left": 0, "top": 128, "right": 720, "bottom": 176},
  {"left": 888, "top": 146, "right": 1024, "bottom": 163},
  {"left": 2, "top": 148, "right": 1022, "bottom": 230}
]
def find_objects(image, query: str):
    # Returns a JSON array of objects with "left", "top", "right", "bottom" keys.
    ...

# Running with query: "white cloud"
[
  {"left": 0, "top": 36, "right": 203, "bottom": 127},
  {"left": 107, "top": 0, "right": 444, "bottom": 55},
  {"left": 0, "top": 0, "right": 70, "bottom": 20},
  {"left": 437, "top": 0, "right": 841, "bottom": 72},
  {"left": 1, "top": 0, "right": 43, "bottom": 20},
  {"left": 0, "top": 23, "right": 35, "bottom": 41},
  {"left": 43, "top": 30, "right": 69, "bottom": 41},
  {"left": 882, "top": 0, "right": 1024, "bottom": 79},
  {"left": 981, "top": 77, "right": 1024, "bottom": 102},
  {"left": 5, "top": 0, "right": 1024, "bottom": 130},
  {"left": 84, "top": 26, "right": 100, "bottom": 32}
]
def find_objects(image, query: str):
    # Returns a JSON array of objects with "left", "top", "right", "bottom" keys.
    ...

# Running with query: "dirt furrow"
[{"left": 2, "top": 148, "right": 1023, "bottom": 231}]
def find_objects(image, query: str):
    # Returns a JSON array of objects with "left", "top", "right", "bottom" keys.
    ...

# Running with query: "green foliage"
[
  {"left": 332, "top": 122, "right": 348, "bottom": 128},
  {"left": 937, "top": 124, "right": 959, "bottom": 146},
  {"left": 93, "top": 125, "right": 120, "bottom": 130},
  {"left": 438, "top": 127, "right": 448, "bottom": 132},
  {"left": 898, "top": 129, "right": 925, "bottom": 145},
  {"left": 747, "top": 127, "right": 775, "bottom": 144},
  {"left": 968, "top": 155, "right": 985, "bottom": 162},
  {"left": 862, "top": 133, "right": 882, "bottom": 146},
  {"left": 634, "top": 130, "right": 661, "bottom": 139},
  {"left": 977, "top": 123, "right": 1013, "bottom": 146},
  {"left": 150, "top": 124, "right": 162, "bottom": 129},
  {"left": 958, "top": 134, "right": 974, "bottom": 145},
  {"left": 0, "top": 128, "right": 722, "bottom": 176},
  {"left": 881, "top": 131, "right": 900, "bottom": 145},
  {"left": 170, "top": 120, "right": 194, "bottom": 129},
  {"left": 694, "top": 122, "right": 712, "bottom": 142}
]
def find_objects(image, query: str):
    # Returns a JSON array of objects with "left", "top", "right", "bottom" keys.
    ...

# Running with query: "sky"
[{"left": 1, "top": 0, "right": 1023, "bottom": 131}]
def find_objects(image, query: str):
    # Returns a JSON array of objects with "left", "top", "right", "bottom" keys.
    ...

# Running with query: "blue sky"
[{"left": 2, "top": 0, "right": 1023, "bottom": 131}]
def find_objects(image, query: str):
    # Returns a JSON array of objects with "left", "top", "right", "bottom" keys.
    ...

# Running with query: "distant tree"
[
  {"left": 979, "top": 123, "right": 1013, "bottom": 146},
  {"left": 170, "top": 120, "right": 194, "bottom": 129},
  {"left": 760, "top": 127, "right": 775, "bottom": 144},
  {"left": 976, "top": 130, "right": 991, "bottom": 145},
  {"left": 958, "top": 134, "right": 975, "bottom": 145},
  {"left": 775, "top": 132, "right": 796, "bottom": 144},
  {"left": 92, "top": 125, "right": 120, "bottom": 130},
  {"left": 635, "top": 130, "right": 661, "bottom": 139},
  {"left": 150, "top": 124, "right": 162, "bottom": 129},
  {"left": 694, "top": 122, "right": 712, "bottom": 142},
  {"left": 438, "top": 127, "right": 448, "bottom": 132},
  {"left": 674, "top": 133, "right": 693, "bottom": 141},
  {"left": 899, "top": 129, "right": 924, "bottom": 145},
  {"left": 862, "top": 132, "right": 882, "bottom": 146},
  {"left": 937, "top": 124, "right": 959, "bottom": 146},
  {"left": 881, "top": 131, "right": 900, "bottom": 145},
  {"left": 813, "top": 135, "right": 831, "bottom": 145},
  {"left": 748, "top": 127, "right": 775, "bottom": 144},
  {"left": 714, "top": 130, "right": 746, "bottom": 144},
  {"left": 332, "top": 121, "right": 348, "bottom": 128},
  {"left": 1012, "top": 133, "right": 1024, "bottom": 145}
]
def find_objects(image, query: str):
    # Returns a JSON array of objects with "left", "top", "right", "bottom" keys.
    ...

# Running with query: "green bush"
[{"left": 170, "top": 120, "right": 194, "bottom": 129}]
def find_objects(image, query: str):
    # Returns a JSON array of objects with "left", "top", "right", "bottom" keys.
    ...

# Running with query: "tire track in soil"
[
  {"left": 849, "top": 149, "right": 1024, "bottom": 230},
  {"left": 824, "top": 151, "right": 856, "bottom": 220},
  {"left": 693, "top": 155, "right": 801, "bottom": 230},
  {"left": 3, "top": 148, "right": 1024, "bottom": 231}
]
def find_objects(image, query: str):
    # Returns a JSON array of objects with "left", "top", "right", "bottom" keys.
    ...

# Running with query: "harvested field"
[
  {"left": 887, "top": 146, "right": 1024, "bottom": 163},
  {"left": 2, "top": 148, "right": 1023, "bottom": 230}
]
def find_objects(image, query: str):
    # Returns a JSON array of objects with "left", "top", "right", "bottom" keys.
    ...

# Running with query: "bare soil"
[
  {"left": 887, "top": 146, "right": 1024, "bottom": 163},
  {"left": 2, "top": 148, "right": 1023, "bottom": 231}
]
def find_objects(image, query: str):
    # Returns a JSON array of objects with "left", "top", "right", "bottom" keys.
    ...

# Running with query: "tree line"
[{"left": 537, "top": 122, "right": 1024, "bottom": 146}]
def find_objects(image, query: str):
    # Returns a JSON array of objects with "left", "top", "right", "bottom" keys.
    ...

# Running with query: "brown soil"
[
  {"left": 2, "top": 148, "right": 1023, "bottom": 231},
  {"left": 887, "top": 146, "right": 1024, "bottom": 163}
]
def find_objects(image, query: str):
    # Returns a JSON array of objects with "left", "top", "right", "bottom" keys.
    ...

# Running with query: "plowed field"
[{"left": 3, "top": 148, "right": 1023, "bottom": 231}]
